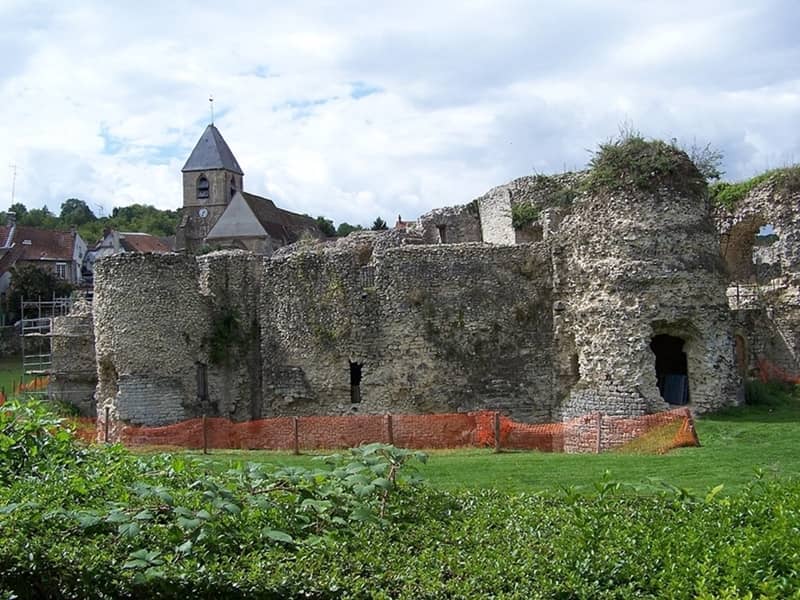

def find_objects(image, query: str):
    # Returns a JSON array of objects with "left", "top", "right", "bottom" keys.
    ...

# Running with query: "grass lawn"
[
  {"left": 0, "top": 355, "right": 22, "bottom": 396},
  {"left": 184, "top": 389, "right": 800, "bottom": 495}
]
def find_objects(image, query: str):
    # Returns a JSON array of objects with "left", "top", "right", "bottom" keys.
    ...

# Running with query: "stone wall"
[
  {"left": 94, "top": 253, "right": 209, "bottom": 429},
  {"left": 557, "top": 184, "right": 738, "bottom": 416},
  {"left": 714, "top": 179, "right": 800, "bottom": 376},
  {"left": 89, "top": 161, "right": 750, "bottom": 430},
  {"left": 260, "top": 237, "right": 556, "bottom": 421},
  {"left": 417, "top": 203, "right": 482, "bottom": 244},
  {"left": 50, "top": 297, "right": 96, "bottom": 415}
]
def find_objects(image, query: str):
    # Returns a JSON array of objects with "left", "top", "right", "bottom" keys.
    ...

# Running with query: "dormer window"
[{"left": 197, "top": 175, "right": 210, "bottom": 199}]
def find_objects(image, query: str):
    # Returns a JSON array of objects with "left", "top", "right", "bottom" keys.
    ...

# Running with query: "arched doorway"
[{"left": 651, "top": 334, "right": 689, "bottom": 405}]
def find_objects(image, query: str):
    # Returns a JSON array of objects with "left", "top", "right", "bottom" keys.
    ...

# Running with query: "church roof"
[
  {"left": 182, "top": 124, "right": 244, "bottom": 175},
  {"left": 241, "top": 192, "right": 322, "bottom": 244},
  {"left": 206, "top": 191, "right": 322, "bottom": 245}
]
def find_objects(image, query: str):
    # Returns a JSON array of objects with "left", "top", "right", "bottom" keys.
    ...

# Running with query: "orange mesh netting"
[{"left": 84, "top": 408, "right": 699, "bottom": 454}]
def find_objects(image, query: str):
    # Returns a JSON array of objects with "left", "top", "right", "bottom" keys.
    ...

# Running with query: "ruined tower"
[{"left": 176, "top": 124, "right": 244, "bottom": 252}]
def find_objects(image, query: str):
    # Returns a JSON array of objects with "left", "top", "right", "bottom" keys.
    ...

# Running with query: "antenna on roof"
[
  {"left": 8, "top": 163, "right": 19, "bottom": 205},
  {"left": 209, "top": 95, "right": 215, "bottom": 125}
]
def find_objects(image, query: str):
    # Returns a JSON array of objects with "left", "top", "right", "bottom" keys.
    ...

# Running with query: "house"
[
  {"left": 175, "top": 123, "right": 322, "bottom": 254},
  {"left": 85, "top": 228, "right": 172, "bottom": 270},
  {"left": 0, "top": 213, "right": 87, "bottom": 296}
]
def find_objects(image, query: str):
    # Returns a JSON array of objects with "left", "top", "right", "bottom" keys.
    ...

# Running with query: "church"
[{"left": 175, "top": 124, "right": 322, "bottom": 254}]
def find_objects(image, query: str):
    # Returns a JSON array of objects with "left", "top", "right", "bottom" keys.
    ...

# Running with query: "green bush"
[
  {"left": 511, "top": 202, "right": 539, "bottom": 229},
  {"left": 710, "top": 165, "right": 800, "bottom": 209},
  {"left": 585, "top": 134, "right": 706, "bottom": 198},
  {"left": 0, "top": 399, "right": 82, "bottom": 483},
  {"left": 745, "top": 379, "right": 794, "bottom": 406},
  {"left": 1, "top": 407, "right": 799, "bottom": 598}
]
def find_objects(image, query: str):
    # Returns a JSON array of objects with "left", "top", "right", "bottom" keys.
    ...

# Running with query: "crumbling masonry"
[{"left": 51, "top": 141, "right": 800, "bottom": 434}]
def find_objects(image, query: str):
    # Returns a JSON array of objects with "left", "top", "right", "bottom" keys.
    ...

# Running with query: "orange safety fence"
[
  {"left": 0, "top": 377, "right": 51, "bottom": 406},
  {"left": 83, "top": 407, "right": 698, "bottom": 454}
]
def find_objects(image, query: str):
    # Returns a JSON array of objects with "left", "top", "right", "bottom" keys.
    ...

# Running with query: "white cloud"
[{"left": 1, "top": 0, "right": 799, "bottom": 227}]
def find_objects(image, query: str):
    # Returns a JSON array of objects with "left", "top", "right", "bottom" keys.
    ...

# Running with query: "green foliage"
[
  {"left": 19, "top": 205, "right": 59, "bottom": 229},
  {"left": 511, "top": 201, "right": 539, "bottom": 229},
  {"left": 8, "top": 202, "right": 28, "bottom": 219},
  {"left": 336, "top": 222, "right": 363, "bottom": 237},
  {"left": 744, "top": 379, "right": 794, "bottom": 406},
  {"left": 207, "top": 307, "right": 242, "bottom": 365},
  {"left": 314, "top": 216, "right": 336, "bottom": 237},
  {"left": 60, "top": 198, "right": 97, "bottom": 227},
  {"left": 710, "top": 165, "right": 800, "bottom": 209},
  {"left": 2, "top": 414, "right": 799, "bottom": 598},
  {"left": 371, "top": 217, "right": 388, "bottom": 231},
  {"left": 0, "top": 423, "right": 432, "bottom": 598},
  {"left": 4, "top": 200, "right": 179, "bottom": 244},
  {"left": 6, "top": 263, "right": 74, "bottom": 318},
  {"left": 585, "top": 133, "right": 707, "bottom": 198}
]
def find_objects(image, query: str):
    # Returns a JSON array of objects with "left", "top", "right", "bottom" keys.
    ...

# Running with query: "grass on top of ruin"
[{"left": 185, "top": 384, "right": 800, "bottom": 495}]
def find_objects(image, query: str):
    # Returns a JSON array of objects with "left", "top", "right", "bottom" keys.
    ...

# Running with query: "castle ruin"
[{"left": 51, "top": 136, "right": 800, "bottom": 435}]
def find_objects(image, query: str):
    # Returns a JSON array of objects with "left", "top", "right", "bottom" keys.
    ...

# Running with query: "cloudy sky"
[{"left": 1, "top": 0, "right": 798, "bottom": 227}]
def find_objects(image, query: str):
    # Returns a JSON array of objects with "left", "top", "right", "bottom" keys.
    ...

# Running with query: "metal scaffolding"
[{"left": 19, "top": 295, "right": 74, "bottom": 395}]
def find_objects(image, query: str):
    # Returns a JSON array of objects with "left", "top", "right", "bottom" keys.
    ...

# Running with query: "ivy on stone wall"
[{"left": 208, "top": 306, "right": 242, "bottom": 365}]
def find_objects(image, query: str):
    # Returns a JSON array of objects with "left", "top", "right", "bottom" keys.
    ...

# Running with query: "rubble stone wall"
[
  {"left": 417, "top": 204, "right": 482, "bottom": 244},
  {"left": 87, "top": 165, "right": 752, "bottom": 429},
  {"left": 50, "top": 298, "right": 96, "bottom": 416},
  {"left": 260, "top": 241, "right": 556, "bottom": 421},
  {"left": 558, "top": 185, "right": 739, "bottom": 416},
  {"left": 714, "top": 179, "right": 800, "bottom": 376}
]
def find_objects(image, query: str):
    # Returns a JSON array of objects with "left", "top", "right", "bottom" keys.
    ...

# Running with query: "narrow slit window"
[
  {"left": 349, "top": 361, "right": 362, "bottom": 404},
  {"left": 196, "top": 362, "right": 208, "bottom": 403}
]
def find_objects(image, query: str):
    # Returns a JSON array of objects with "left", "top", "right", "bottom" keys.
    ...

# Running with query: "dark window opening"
[
  {"left": 196, "top": 362, "right": 209, "bottom": 403},
  {"left": 230, "top": 176, "right": 237, "bottom": 200},
  {"left": 436, "top": 224, "right": 447, "bottom": 244},
  {"left": 197, "top": 176, "right": 210, "bottom": 199},
  {"left": 650, "top": 334, "right": 689, "bottom": 405},
  {"left": 570, "top": 353, "right": 580, "bottom": 381},
  {"left": 349, "top": 361, "right": 362, "bottom": 404}
]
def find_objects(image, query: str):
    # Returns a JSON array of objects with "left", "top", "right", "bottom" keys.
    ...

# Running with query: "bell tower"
[{"left": 176, "top": 123, "right": 244, "bottom": 252}]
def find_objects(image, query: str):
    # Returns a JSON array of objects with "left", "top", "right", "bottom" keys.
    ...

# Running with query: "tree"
[
  {"left": 60, "top": 198, "right": 96, "bottom": 227},
  {"left": 6, "top": 263, "right": 74, "bottom": 320},
  {"left": 336, "top": 222, "right": 363, "bottom": 237},
  {"left": 21, "top": 206, "right": 59, "bottom": 229},
  {"left": 315, "top": 216, "right": 336, "bottom": 237},
  {"left": 371, "top": 217, "right": 388, "bottom": 231},
  {"left": 8, "top": 202, "right": 27, "bottom": 219}
]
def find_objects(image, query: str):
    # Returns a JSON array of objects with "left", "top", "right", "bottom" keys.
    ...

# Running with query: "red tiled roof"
[
  {"left": 0, "top": 225, "right": 12, "bottom": 247},
  {"left": 13, "top": 226, "right": 75, "bottom": 261},
  {"left": 119, "top": 233, "right": 171, "bottom": 253}
]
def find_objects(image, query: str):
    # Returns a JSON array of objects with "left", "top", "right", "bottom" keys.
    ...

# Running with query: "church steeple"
[
  {"left": 177, "top": 123, "right": 245, "bottom": 252},
  {"left": 182, "top": 124, "right": 243, "bottom": 175}
]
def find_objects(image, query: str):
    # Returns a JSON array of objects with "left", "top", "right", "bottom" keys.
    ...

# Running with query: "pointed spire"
[{"left": 182, "top": 124, "right": 243, "bottom": 175}]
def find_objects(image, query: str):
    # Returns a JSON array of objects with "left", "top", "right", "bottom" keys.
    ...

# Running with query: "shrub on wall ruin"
[
  {"left": 585, "top": 135, "right": 706, "bottom": 198},
  {"left": 710, "top": 165, "right": 800, "bottom": 209}
]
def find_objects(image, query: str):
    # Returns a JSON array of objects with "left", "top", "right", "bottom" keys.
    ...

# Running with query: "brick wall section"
[{"left": 103, "top": 409, "right": 697, "bottom": 454}]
